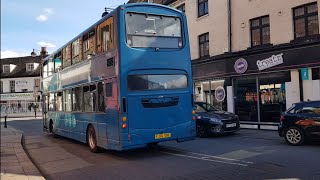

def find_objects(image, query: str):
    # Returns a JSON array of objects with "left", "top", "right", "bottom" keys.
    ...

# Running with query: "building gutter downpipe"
[{"left": 228, "top": 0, "right": 232, "bottom": 52}]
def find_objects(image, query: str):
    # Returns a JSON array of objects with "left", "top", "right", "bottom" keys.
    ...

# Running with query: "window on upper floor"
[
  {"left": 198, "top": 0, "right": 208, "bottom": 17},
  {"left": 26, "top": 63, "right": 34, "bottom": 72},
  {"left": 177, "top": 3, "right": 185, "bottom": 12},
  {"left": 3, "top": 65, "right": 10, "bottom": 73},
  {"left": 250, "top": 16, "right": 270, "bottom": 47},
  {"left": 293, "top": 2, "right": 319, "bottom": 39},
  {"left": 198, "top": 33, "right": 209, "bottom": 58},
  {"left": 10, "top": 80, "right": 15, "bottom": 93}
]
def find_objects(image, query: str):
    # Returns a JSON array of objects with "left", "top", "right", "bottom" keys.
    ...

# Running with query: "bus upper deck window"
[{"left": 125, "top": 13, "right": 182, "bottom": 48}]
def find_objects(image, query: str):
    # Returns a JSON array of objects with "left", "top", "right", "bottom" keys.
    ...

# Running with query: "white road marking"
[
  {"left": 161, "top": 151, "right": 249, "bottom": 167},
  {"left": 160, "top": 146, "right": 254, "bottom": 166}
]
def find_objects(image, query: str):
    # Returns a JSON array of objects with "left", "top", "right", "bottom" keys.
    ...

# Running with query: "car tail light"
[{"left": 280, "top": 115, "right": 285, "bottom": 122}]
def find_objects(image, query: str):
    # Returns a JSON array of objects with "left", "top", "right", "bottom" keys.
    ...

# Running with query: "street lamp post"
[{"left": 30, "top": 47, "right": 46, "bottom": 118}]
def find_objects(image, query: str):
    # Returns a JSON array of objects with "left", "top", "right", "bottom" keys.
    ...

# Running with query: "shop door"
[
  {"left": 259, "top": 83, "right": 286, "bottom": 122},
  {"left": 258, "top": 72, "right": 289, "bottom": 123},
  {"left": 234, "top": 76, "right": 258, "bottom": 122}
]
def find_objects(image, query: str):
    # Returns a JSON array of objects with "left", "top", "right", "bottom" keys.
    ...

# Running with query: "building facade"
[
  {"left": 129, "top": 0, "right": 320, "bottom": 129},
  {"left": 0, "top": 52, "right": 45, "bottom": 116}
]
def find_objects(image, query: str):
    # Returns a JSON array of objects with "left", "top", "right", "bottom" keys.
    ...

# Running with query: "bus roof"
[{"left": 43, "top": 3, "right": 183, "bottom": 62}]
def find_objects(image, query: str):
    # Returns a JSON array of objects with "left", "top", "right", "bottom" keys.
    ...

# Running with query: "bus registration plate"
[{"left": 155, "top": 133, "right": 171, "bottom": 139}]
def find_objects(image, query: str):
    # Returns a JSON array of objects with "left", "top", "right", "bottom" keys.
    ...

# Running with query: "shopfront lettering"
[
  {"left": 0, "top": 93, "right": 34, "bottom": 100},
  {"left": 256, "top": 53, "right": 284, "bottom": 71}
]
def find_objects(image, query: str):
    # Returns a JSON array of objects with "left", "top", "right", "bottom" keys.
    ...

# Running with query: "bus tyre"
[{"left": 87, "top": 125, "right": 98, "bottom": 153}]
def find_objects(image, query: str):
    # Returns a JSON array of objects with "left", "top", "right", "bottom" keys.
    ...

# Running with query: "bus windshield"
[
  {"left": 125, "top": 13, "right": 182, "bottom": 48},
  {"left": 127, "top": 74, "right": 187, "bottom": 91}
]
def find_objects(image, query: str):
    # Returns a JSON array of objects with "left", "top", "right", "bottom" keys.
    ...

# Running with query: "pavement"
[{"left": 1, "top": 125, "right": 45, "bottom": 180}]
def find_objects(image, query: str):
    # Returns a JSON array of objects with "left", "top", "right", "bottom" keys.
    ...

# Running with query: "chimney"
[{"left": 40, "top": 47, "right": 48, "bottom": 55}]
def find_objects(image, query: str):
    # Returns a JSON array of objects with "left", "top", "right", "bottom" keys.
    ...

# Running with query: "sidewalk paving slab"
[{"left": 1, "top": 125, "right": 45, "bottom": 180}]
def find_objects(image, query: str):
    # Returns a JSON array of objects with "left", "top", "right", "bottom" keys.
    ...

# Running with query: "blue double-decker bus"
[{"left": 41, "top": 3, "right": 195, "bottom": 152}]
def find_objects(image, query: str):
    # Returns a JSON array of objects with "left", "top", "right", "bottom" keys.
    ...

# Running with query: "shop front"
[
  {"left": 0, "top": 93, "right": 41, "bottom": 116},
  {"left": 193, "top": 43, "right": 320, "bottom": 129}
]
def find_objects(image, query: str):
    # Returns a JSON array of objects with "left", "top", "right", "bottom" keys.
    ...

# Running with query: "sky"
[{"left": 1, "top": 0, "right": 127, "bottom": 59}]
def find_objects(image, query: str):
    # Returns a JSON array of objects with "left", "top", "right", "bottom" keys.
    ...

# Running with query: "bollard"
[{"left": 4, "top": 116, "right": 7, "bottom": 128}]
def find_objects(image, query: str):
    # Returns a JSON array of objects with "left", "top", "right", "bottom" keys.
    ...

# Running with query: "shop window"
[
  {"left": 83, "top": 85, "right": 96, "bottom": 112},
  {"left": 63, "top": 89, "right": 72, "bottom": 112},
  {"left": 199, "top": 33, "right": 209, "bottom": 58},
  {"left": 177, "top": 3, "right": 185, "bottom": 12},
  {"left": 250, "top": 16, "right": 270, "bottom": 47},
  {"left": 56, "top": 92, "right": 63, "bottom": 111},
  {"left": 26, "top": 63, "right": 34, "bottom": 72},
  {"left": 105, "top": 82, "right": 113, "bottom": 97},
  {"left": 201, "top": 79, "right": 229, "bottom": 111},
  {"left": 293, "top": 2, "right": 319, "bottom": 39},
  {"left": 72, "top": 87, "right": 83, "bottom": 111},
  {"left": 9, "top": 80, "right": 15, "bottom": 93},
  {"left": 3, "top": 65, "right": 10, "bottom": 73},
  {"left": 312, "top": 67, "right": 320, "bottom": 80},
  {"left": 198, "top": 0, "right": 208, "bottom": 17},
  {"left": 98, "top": 82, "right": 105, "bottom": 112}
]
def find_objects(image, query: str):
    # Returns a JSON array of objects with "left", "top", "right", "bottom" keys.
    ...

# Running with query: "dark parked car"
[
  {"left": 278, "top": 101, "right": 320, "bottom": 145},
  {"left": 194, "top": 102, "right": 240, "bottom": 137}
]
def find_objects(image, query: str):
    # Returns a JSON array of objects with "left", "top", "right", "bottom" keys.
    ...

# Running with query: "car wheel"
[
  {"left": 196, "top": 123, "right": 207, "bottom": 138},
  {"left": 87, "top": 125, "right": 98, "bottom": 153},
  {"left": 285, "top": 127, "right": 305, "bottom": 145}
]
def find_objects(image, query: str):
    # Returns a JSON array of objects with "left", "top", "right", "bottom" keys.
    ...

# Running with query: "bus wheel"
[{"left": 87, "top": 125, "right": 98, "bottom": 153}]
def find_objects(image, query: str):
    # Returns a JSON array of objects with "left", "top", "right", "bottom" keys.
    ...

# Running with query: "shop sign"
[
  {"left": 16, "top": 80, "right": 28, "bottom": 88},
  {"left": 234, "top": 58, "right": 248, "bottom": 74},
  {"left": 0, "top": 93, "right": 34, "bottom": 100},
  {"left": 215, "top": 86, "right": 226, "bottom": 102},
  {"left": 300, "top": 68, "right": 309, "bottom": 80},
  {"left": 257, "top": 53, "right": 284, "bottom": 71}
]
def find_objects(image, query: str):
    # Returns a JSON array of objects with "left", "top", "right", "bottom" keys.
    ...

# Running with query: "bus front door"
[{"left": 42, "top": 95, "right": 48, "bottom": 132}]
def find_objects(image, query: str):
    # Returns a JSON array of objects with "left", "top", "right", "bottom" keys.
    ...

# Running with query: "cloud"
[
  {"left": 36, "top": 8, "right": 54, "bottom": 22},
  {"left": 36, "top": 15, "right": 48, "bottom": 22},
  {"left": 37, "top": 41, "right": 56, "bottom": 48},
  {"left": 44, "top": 8, "right": 54, "bottom": 15},
  {"left": 1, "top": 51, "right": 29, "bottom": 59}
]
